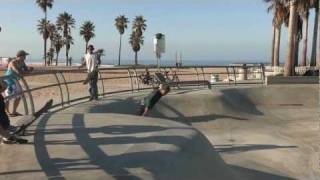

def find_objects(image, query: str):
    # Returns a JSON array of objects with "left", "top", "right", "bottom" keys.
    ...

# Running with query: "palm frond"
[
  {"left": 80, "top": 21, "right": 95, "bottom": 43},
  {"left": 36, "top": 0, "right": 54, "bottom": 12}
]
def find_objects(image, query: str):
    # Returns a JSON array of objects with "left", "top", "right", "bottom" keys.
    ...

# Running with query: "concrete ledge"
[{"left": 266, "top": 76, "right": 319, "bottom": 85}]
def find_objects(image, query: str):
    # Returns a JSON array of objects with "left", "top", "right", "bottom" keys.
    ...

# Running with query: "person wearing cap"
[
  {"left": 4, "top": 50, "right": 33, "bottom": 117},
  {"left": 79, "top": 45, "right": 99, "bottom": 101},
  {"left": 0, "top": 80, "right": 28, "bottom": 144},
  {"left": 138, "top": 84, "right": 171, "bottom": 116}
]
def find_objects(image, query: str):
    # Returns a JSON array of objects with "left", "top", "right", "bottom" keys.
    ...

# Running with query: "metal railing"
[{"left": 0, "top": 64, "right": 265, "bottom": 116}]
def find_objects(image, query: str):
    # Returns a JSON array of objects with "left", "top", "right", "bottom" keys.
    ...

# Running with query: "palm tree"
[
  {"left": 297, "top": 0, "right": 313, "bottom": 66},
  {"left": 132, "top": 16, "right": 147, "bottom": 37},
  {"left": 265, "top": 0, "right": 288, "bottom": 66},
  {"left": 37, "top": 18, "right": 50, "bottom": 65},
  {"left": 95, "top": 49, "right": 105, "bottom": 66},
  {"left": 311, "top": 0, "right": 319, "bottom": 66},
  {"left": 64, "top": 35, "right": 74, "bottom": 66},
  {"left": 284, "top": 0, "right": 299, "bottom": 76},
  {"left": 80, "top": 21, "right": 95, "bottom": 53},
  {"left": 115, "top": 15, "right": 129, "bottom": 66},
  {"left": 56, "top": 12, "right": 76, "bottom": 66},
  {"left": 53, "top": 33, "right": 64, "bottom": 66},
  {"left": 129, "top": 31, "right": 144, "bottom": 65},
  {"left": 36, "top": 0, "right": 54, "bottom": 66},
  {"left": 47, "top": 23, "right": 57, "bottom": 49},
  {"left": 130, "top": 16, "right": 147, "bottom": 66}
]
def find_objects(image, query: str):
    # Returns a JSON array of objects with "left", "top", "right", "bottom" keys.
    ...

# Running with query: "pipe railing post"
[
  {"left": 20, "top": 77, "right": 35, "bottom": 115},
  {"left": 226, "top": 67, "right": 231, "bottom": 85},
  {"left": 133, "top": 68, "right": 140, "bottom": 91},
  {"left": 59, "top": 72, "right": 70, "bottom": 104},
  {"left": 16, "top": 79, "right": 29, "bottom": 115},
  {"left": 232, "top": 66, "right": 237, "bottom": 86},
  {"left": 261, "top": 63, "right": 266, "bottom": 85},
  {"left": 127, "top": 69, "right": 134, "bottom": 92},
  {"left": 200, "top": 67, "right": 206, "bottom": 87},
  {"left": 194, "top": 67, "right": 200, "bottom": 87},
  {"left": 98, "top": 70, "right": 105, "bottom": 97},
  {"left": 176, "top": 68, "right": 181, "bottom": 89},
  {"left": 53, "top": 73, "right": 64, "bottom": 107}
]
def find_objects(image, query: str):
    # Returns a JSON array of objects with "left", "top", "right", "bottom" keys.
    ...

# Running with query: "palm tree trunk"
[
  {"left": 44, "top": 10, "right": 47, "bottom": 66},
  {"left": 317, "top": 4, "right": 320, "bottom": 66},
  {"left": 271, "top": 26, "right": 276, "bottom": 66},
  {"left": 44, "top": 38, "right": 47, "bottom": 66},
  {"left": 274, "top": 26, "right": 281, "bottom": 66},
  {"left": 135, "top": 51, "right": 138, "bottom": 65},
  {"left": 56, "top": 52, "right": 59, "bottom": 66},
  {"left": 118, "top": 35, "right": 122, "bottom": 66},
  {"left": 294, "top": 35, "right": 300, "bottom": 67},
  {"left": 284, "top": 0, "right": 298, "bottom": 76},
  {"left": 85, "top": 42, "right": 88, "bottom": 54},
  {"left": 66, "top": 46, "right": 69, "bottom": 66},
  {"left": 311, "top": 0, "right": 319, "bottom": 66},
  {"left": 301, "top": 15, "right": 309, "bottom": 66}
]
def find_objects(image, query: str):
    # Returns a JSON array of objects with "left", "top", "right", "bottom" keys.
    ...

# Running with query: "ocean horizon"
[{"left": 23, "top": 59, "right": 268, "bottom": 67}]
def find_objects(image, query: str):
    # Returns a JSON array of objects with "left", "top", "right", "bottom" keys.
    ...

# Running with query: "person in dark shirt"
[
  {"left": 138, "top": 84, "right": 170, "bottom": 116},
  {"left": 0, "top": 81, "right": 27, "bottom": 144}
]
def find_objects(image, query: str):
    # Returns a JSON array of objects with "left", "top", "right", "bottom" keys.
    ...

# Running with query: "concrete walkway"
[{"left": 0, "top": 85, "right": 318, "bottom": 180}]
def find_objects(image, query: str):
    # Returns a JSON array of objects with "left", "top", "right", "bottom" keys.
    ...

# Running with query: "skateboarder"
[
  {"left": 79, "top": 45, "right": 99, "bottom": 101},
  {"left": 138, "top": 84, "right": 170, "bottom": 116},
  {"left": 0, "top": 81, "right": 27, "bottom": 144}
]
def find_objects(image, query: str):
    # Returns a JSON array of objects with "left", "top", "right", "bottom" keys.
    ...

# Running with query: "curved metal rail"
[{"left": 0, "top": 64, "right": 265, "bottom": 115}]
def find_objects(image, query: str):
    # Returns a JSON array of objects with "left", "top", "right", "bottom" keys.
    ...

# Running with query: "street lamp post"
[{"left": 153, "top": 33, "right": 165, "bottom": 71}]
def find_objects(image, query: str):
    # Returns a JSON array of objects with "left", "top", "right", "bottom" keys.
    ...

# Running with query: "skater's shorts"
[{"left": 4, "top": 79, "right": 22, "bottom": 101}]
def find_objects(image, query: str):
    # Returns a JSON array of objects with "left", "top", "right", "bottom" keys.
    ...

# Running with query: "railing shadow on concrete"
[{"left": 0, "top": 64, "right": 265, "bottom": 116}]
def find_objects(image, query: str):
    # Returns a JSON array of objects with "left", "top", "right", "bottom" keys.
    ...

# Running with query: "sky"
[{"left": 0, "top": 0, "right": 317, "bottom": 65}]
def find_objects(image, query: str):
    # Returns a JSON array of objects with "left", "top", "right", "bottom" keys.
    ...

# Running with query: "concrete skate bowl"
[
  {"left": 85, "top": 85, "right": 317, "bottom": 124},
  {"left": 80, "top": 85, "right": 319, "bottom": 179},
  {"left": 149, "top": 86, "right": 318, "bottom": 123},
  {"left": 1, "top": 86, "right": 318, "bottom": 180}
]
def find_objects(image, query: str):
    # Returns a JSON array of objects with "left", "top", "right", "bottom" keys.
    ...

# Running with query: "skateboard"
[
  {"left": 12, "top": 99, "right": 53, "bottom": 136},
  {"left": 83, "top": 69, "right": 99, "bottom": 85}
]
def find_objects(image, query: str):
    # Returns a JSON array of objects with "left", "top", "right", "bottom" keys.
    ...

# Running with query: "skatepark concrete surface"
[{"left": 0, "top": 85, "right": 319, "bottom": 180}]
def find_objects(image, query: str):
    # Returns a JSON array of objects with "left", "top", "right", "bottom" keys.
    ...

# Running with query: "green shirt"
[{"left": 144, "top": 90, "right": 162, "bottom": 109}]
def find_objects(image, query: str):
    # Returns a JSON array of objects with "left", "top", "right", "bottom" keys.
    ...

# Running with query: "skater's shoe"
[
  {"left": 15, "top": 137, "right": 28, "bottom": 144},
  {"left": 1, "top": 136, "right": 28, "bottom": 144},
  {"left": 1, "top": 136, "right": 16, "bottom": 144}
]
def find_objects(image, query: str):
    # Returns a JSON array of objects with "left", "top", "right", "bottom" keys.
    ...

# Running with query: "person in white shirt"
[{"left": 79, "top": 45, "right": 99, "bottom": 101}]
